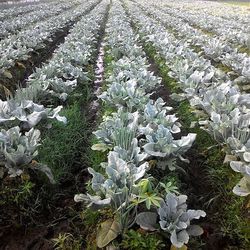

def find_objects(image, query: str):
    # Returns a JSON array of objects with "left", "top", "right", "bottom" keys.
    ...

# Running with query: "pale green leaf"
[
  {"left": 3, "top": 70, "right": 13, "bottom": 79},
  {"left": 91, "top": 143, "right": 110, "bottom": 152},
  {"left": 96, "top": 219, "right": 121, "bottom": 248}
]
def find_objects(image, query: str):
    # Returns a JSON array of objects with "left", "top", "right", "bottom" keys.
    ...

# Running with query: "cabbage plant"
[
  {"left": 0, "top": 126, "right": 54, "bottom": 182},
  {"left": 158, "top": 193, "right": 206, "bottom": 248},
  {"left": 106, "top": 56, "right": 161, "bottom": 91},
  {"left": 75, "top": 150, "right": 149, "bottom": 228},
  {"left": 230, "top": 160, "right": 250, "bottom": 196},
  {"left": 143, "top": 125, "right": 196, "bottom": 163},
  {"left": 92, "top": 109, "right": 140, "bottom": 151},
  {"left": 135, "top": 193, "right": 206, "bottom": 248},
  {"left": 0, "top": 99, "right": 66, "bottom": 129},
  {"left": 98, "top": 79, "right": 150, "bottom": 112}
]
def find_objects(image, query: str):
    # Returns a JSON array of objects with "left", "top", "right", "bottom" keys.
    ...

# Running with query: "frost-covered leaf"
[
  {"left": 232, "top": 176, "right": 250, "bottom": 196},
  {"left": 32, "top": 163, "right": 55, "bottom": 184},
  {"left": 158, "top": 193, "right": 205, "bottom": 248}
]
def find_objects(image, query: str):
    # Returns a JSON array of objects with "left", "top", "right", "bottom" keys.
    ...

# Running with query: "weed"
[
  {"left": 38, "top": 102, "right": 88, "bottom": 180},
  {"left": 38, "top": 82, "right": 90, "bottom": 181},
  {"left": 121, "top": 229, "right": 165, "bottom": 250},
  {"left": 52, "top": 233, "right": 82, "bottom": 250}
]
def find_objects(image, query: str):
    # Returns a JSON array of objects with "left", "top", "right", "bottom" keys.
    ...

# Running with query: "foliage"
[
  {"left": 158, "top": 193, "right": 206, "bottom": 248},
  {"left": 0, "top": 126, "right": 54, "bottom": 182},
  {"left": 75, "top": 2, "right": 202, "bottom": 249},
  {"left": 52, "top": 233, "right": 82, "bottom": 250},
  {"left": 38, "top": 101, "right": 88, "bottom": 180},
  {"left": 121, "top": 229, "right": 165, "bottom": 250}
]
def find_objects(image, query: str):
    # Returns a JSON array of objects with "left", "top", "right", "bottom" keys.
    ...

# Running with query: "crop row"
[
  {"left": 0, "top": 0, "right": 52, "bottom": 21},
  {"left": 0, "top": 0, "right": 79, "bottom": 39},
  {"left": 0, "top": 0, "right": 108, "bottom": 187},
  {"left": 134, "top": 1, "right": 250, "bottom": 86},
  {"left": 23, "top": 0, "right": 108, "bottom": 102},
  {"left": 185, "top": 0, "right": 249, "bottom": 20},
  {"left": 156, "top": 2, "right": 250, "bottom": 49},
  {"left": 126, "top": 0, "right": 250, "bottom": 197},
  {"left": 75, "top": 1, "right": 206, "bottom": 249},
  {"left": 157, "top": 0, "right": 250, "bottom": 35},
  {"left": 0, "top": 0, "right": 100, "bottom": 75}
]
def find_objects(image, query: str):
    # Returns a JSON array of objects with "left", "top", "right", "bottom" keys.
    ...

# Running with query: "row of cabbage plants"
[
  {"left": 162, "top": 0, "right": 250, "bottom": 19},
  {"left": 172, "top": 2, "right": 249, "bottom": 33},
  {"left": 75, "top": 1, "right": 206, "bottom": 249},
  {"left": 23, "top": 0, "right": 108, "bottom": 102},
  {"left": 156, "top": 1, "right": 250, "bottom": 35},
  {"left": 0, "top": 0, "right": 100, "bottom": 76},
  {"left": 0, "top": 0, "right": 78, "bottom": 39},
  {"left": 126, "top": 0, "right": 250, "bottom": 197},
  {"left": 0, "top": 0, "right": 50, "bottom": 21},
  {"left": 0, "top": 0, "right": 108, "bottom": 185},
  {"left": 154, "top": 0, "right": 250, "bottom": 48},
  {"left": 134, "top": 1, "right": 250, "bottom": 87},
  {"left": 168, "top": 0, "right": 250, "bottom": 22}
]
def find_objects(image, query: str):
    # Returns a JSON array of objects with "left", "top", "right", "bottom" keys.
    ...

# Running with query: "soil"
[{"left": 0, "top": 166, "right": 88, "bottom": 249}]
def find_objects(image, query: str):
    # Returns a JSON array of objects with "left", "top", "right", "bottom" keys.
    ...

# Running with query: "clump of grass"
[
  {"left": 38, "top": 82, "right": 91, "bottom": 181},
  {"left": 121, "top": 229, "right": 165, "bottom": 250},
  {"left": 38, "top": 102, "right": 88, "bottom": 180},
  {"left": 238, "top": 46, "right": 250, "bottom": 56}
]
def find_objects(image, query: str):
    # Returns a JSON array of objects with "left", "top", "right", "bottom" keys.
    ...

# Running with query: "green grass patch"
[
  {"left": 38, "top": 102, "right": 88, "bottom": 180},
  {"left": 121, "top": 229, "right": 165, "bottom": 250},
  {"left": 238, "top": 45, "right": 250, "bottom": 56},
  {"left": 38, "top": 81, "right": 91, "bottom": 181}
]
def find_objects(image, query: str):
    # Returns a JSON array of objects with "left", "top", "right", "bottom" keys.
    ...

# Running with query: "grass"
[
  {"left": 238, "top": 46, "right": 250, "bottom": 56},
  {"left": 0, "top": 79, "right": 94, "bottom": 225},
  {"left": 38, "top": 80, "right": 91, "bottom": 181},
  {"left": 38, "top": 102, "right": 87, "bottom": 180}
]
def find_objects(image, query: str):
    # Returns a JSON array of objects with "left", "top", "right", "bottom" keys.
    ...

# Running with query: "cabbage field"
[{"left": 0, "top": 0, "right": 249, "bottom": 249}]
